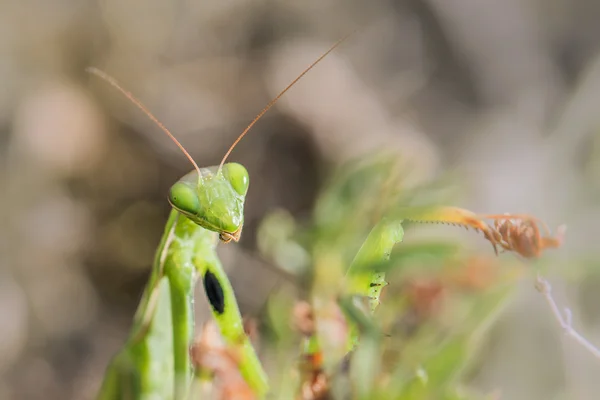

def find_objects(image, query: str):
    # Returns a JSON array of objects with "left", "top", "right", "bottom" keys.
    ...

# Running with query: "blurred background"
[{"left": 3, "top": 0, "right": 600, "bottom": 399}]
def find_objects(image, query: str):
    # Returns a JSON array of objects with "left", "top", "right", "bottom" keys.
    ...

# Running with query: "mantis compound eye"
[
  {"left": 222, "top": 162, "right": 249, "bottom": 196},
  {"left": 169, "top": 181, "right": 201, "bottom": 216}
]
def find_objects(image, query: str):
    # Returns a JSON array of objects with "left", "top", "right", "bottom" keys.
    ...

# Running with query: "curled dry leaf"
[
  {"left": 407, "top": 206, "right": 565, "bottom": 259},
  {"left": 481, "top": 214, "right": 565, "bottom": 259}
]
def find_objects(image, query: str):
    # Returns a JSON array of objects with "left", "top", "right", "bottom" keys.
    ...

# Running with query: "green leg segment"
[{"left": 193, "top": 239, "right": 270, "bottom": 396}]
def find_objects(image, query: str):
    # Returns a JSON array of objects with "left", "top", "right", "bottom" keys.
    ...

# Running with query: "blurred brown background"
[{"left": 3, "top": 0, "right": 600, "bottom": 399}]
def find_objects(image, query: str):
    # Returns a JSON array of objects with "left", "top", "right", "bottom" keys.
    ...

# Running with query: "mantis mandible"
[{"left": 89, "top": 35, "right": 351, "bottom": 400}]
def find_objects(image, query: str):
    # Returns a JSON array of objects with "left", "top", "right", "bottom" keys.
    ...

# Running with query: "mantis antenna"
[
  {"left": 217, "top": 32, "right": 354, "bottom": 173},
  {"left": 86, "top": 67, "right": 202, "bottom": 176},
  {"left": 87, "top": 32, "right": 352, "bottom": 177}
]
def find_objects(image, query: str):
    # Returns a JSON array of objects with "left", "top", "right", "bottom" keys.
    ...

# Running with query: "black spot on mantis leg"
[{"left": 203, "top": 270, "right": 225, "bottom": 314}]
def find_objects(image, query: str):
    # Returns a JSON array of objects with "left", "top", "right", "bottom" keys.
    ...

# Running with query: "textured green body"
[{"left": 97, "top": 201, "right": 267, "bottom": 399}]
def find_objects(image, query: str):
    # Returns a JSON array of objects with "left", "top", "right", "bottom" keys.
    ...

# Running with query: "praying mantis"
[{"left": 89, "top": 36, "right": 351, "bottom": 400}]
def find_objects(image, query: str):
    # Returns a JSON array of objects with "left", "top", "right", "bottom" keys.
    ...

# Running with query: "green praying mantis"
[{"left": 89, "top": 36, "right": 352, "bottom": 400}]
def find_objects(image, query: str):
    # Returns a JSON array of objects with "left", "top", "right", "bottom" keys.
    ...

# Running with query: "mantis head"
[
  {"left": 168, "top": 162, "right": 249, "bottom": 243},
  {"left": 87, "top": 34, "right": 349, "bottom": 243}
]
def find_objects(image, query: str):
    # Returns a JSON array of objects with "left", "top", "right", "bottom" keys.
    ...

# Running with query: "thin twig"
[{"left": 535, "top": 274, "right": 600, "bottom": 359}]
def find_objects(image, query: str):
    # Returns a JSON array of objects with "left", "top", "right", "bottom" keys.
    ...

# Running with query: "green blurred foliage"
[{"left": 258, "top": 153, "right": 520, "bottom": 399}]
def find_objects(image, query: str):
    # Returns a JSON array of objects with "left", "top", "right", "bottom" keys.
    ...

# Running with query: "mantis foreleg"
[
  {"left": 193, "top": 240, "right": 270, "bottom": 396},
  {"left": 163, "top": 210, "right": 270, "bottom": 398}
]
